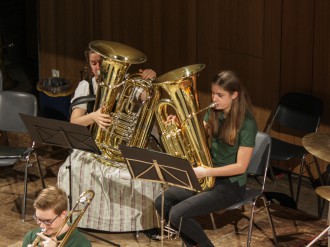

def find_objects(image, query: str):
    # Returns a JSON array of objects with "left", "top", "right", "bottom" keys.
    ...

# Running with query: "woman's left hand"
[
  {"left": 140, "top": 69, "right": 156, "bottom": 80},
  {"left": 194, "top": 166, "right": 208, "bottom": 179}
]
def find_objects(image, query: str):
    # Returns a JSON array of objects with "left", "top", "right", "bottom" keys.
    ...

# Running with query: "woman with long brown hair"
[{"left": 155, "top": 70, "right": 258, "bottom": 247}]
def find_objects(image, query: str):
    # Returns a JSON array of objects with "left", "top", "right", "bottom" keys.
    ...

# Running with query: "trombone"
[{"left": 29, "top": 190, "right": 95, "bottom": 247}]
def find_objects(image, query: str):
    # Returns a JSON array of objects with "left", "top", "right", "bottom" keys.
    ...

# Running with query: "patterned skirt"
[{"left": 57, "top": 150, "right": 161, "bottom": 232}]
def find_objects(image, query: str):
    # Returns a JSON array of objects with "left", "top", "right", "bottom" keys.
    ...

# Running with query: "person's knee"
[{"left": 168, "top": 206, "right": 183, "bottom": 227}]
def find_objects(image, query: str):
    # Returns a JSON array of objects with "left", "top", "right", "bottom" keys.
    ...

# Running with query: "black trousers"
[{"left": 155, "top": 177, "right": 245, "bottom": 247}]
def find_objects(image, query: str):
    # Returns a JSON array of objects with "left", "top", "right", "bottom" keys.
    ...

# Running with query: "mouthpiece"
[
  {"left": 182, "top": 102, "right": 218, "bottom": 125},
  {"left": 210, "top": 102, "right": 217, "bottom": 108}
]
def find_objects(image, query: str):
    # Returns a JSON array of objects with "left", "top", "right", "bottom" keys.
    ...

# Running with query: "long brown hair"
[{"left": 207, "top": 71, "right": 252, "bottom": 145}]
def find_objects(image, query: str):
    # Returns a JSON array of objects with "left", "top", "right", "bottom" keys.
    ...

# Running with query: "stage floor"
[{"left": 0, "top": 144, "right": 328, "bottom": 247}]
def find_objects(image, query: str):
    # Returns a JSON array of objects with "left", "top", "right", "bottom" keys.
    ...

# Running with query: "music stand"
[
  {"left": 119, "top": 145, "right": 202, "bottom": 246},
  {"left": 20, "top": 114, "right": 120, "bottom": 247},
  {"left": 20, "top": 113, "right": 100, "bottom": 214}
]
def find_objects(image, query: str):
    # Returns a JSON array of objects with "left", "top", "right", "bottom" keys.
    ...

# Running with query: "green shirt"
[
  {"left": 22, "top": 228, "right": 92, "bottom": 247},
  {"left": 204, "top": 110, "right": 258, "bottom": 186}
]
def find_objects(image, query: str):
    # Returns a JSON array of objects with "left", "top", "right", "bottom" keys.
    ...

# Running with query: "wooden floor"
[{"left": 0, "top": 143, "right": 329, "bottom": 247}]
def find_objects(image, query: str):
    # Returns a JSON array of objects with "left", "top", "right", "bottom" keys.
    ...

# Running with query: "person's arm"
[
  {"left": 194, "top": 146, "right": 254, "bottom": 179},
  {"left": 70, "top": 107, "right": 111, "bottom": 129},
  {"left": 70, "top": 79, "right": 112, "bottom": 129}
]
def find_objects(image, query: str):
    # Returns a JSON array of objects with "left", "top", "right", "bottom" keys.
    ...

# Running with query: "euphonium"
[
  {"left": 89, "top": 40, "right": 160, "bottom": 164},
  {"left": 154, "top": 64, "right": 216, "bottom": 191},
  {"left": 29, "top": 190, "right": 95, "bottom": 247}
]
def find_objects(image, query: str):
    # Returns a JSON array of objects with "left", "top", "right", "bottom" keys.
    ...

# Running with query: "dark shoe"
[{"left": 144, "top": 228, "right": 161, "bottom": 241}]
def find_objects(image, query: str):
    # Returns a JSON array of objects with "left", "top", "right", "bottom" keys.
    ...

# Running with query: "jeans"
[{"left": 155, "top": 177, "right": 245, "bottom": 247}]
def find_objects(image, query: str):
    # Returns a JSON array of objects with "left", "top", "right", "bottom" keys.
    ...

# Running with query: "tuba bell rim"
[
  {"left": 89, "top": 40, "right": 147, "bottom": 64},
  {"left": 153, "top": 64, "right": 205, "bottom": 85}
]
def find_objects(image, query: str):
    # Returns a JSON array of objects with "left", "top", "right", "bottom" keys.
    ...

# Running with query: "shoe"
[{"left": 144, "top": 228, "right": 161, "bottom": 241}]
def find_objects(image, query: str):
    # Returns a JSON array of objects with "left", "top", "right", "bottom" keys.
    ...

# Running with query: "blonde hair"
[
  {"left": 208, "top": 70, "right": 253, "bottom": 145},
  {"left": 33, "top": 186, "right": 68, "bottom": 215}
]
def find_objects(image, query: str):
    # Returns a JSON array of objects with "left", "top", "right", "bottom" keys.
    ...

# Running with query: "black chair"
[
  {"left": 210, "top": 131, "right": 277, "bottom": 247},
  {"left": 0, "top": 90, "right": 45, "bottom": 221},
  {"left": 265, "top": 92, "right": 324, "bottom": 206}
]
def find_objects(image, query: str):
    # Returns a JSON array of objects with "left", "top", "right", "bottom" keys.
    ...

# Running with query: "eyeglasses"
[{"left": 33, "top": 213, "right": 60, "bottom": 226}]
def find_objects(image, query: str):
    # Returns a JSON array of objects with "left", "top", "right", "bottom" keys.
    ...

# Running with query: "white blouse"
[{"left": 71, "top": 77, "right": 98, "bottom": 110}]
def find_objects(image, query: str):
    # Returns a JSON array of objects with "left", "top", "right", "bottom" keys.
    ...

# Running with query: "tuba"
[
  {"left": 29, "top": 190, "right": 95, "bottom": 247},
  {"left": 154, "top": 64, "right": 216, "bottom": 191},
  {"left": 89, "top": 40, "right": 160, "bottom": 164}
]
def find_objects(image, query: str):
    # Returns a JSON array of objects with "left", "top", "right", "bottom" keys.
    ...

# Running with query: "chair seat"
[
  {"left": 271, "top": 137, "right": 306, "bottom": 161},
  {"left": 227, "top": 189, "right": 262, "bottom": 210},
  {"left": 0, "top": 146, "right": 27, "bottom": 158},
  {"left": 0, "top": 146, "right": 28, "bottom": 167}
]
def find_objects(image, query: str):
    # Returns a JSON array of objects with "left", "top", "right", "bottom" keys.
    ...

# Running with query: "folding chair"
[
  {"left": 210, "top": 131, "right": 278, "bottom": 246},
  {"left": 265, "top": 92, "right": 324, "bottom": 206},
  {"left": 0, "top": 90, "right": 45, "bottom": 221}
]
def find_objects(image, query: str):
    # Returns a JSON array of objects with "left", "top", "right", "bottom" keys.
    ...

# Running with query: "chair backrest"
[
  {"left": 267, "top": 92, "right": 323, "bottom": 134},
  {"left": 0, "top": 91, "right": 38, "bottom": 132},
  {"left": 247, "top": 131, "right": 272, "bottom": 190},
  {"left": 69, "top": 95, "right": 96, "bottom": 115}
]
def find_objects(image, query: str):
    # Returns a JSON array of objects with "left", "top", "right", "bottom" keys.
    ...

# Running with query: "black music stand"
[
  {"left": 20, "top": 113, "right": 101, "bottom": 208},
  {"left": 119, "top": 145, "right": 202, "bottom": 247},
  {"left": 20, "top": 114, "right": 120, "bottom": 247}
]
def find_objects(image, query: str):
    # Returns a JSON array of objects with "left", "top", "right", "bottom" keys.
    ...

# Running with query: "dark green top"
[
  {"left": 22, "top": 227, "right": 92, "bottom": 247},
  {"left": 204, "top": 110, "right": 258, "bottom": 186}
]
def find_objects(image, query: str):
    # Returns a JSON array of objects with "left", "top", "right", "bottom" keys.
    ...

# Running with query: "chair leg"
[
  {"left": 210, "top": 213, "right": 216, "bottom": 230},
  {"left": 262, "top": 195, "right": 278, "bottom": 246},
  {"left": 21, "top": 159, "right": 29, "bottom": 222},
  {"left": 312, "top": 156, "right": 324, "bottom": 186},
  {"left": 35, "top": 153, "right": 46, "bottom": 189},
  {"left": 267, "top": 165, "right": 277, "bottom": 184},
  {"left": 295, "top": 157, "right": 306, "bottom": 205},
  {"left": 318, "top": 196, "right": 325, "bottom": 218},
  {"left": 287, "top": 173, "right": 295, "bottom": 200},
  {"left": 247, "top": 201, "right": 256, "bottom": 247}
]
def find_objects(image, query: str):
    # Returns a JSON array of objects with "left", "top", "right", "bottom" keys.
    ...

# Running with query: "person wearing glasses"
[{"left": 22, "top": 186, "right": 91, "bottom": 247}]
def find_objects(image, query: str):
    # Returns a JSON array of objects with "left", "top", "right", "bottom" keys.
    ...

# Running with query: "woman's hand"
[
  {"left": 139, "top": 69, "right": 156, "bottom": 80},
  {"left": 36, "top": 232, "right": 58, "bottom": 247},
  {"left": 91, "top": 108, "right": 112, "bottom": 129},
  {"left": 193, "top": 166, "right": 209, "bottom": 179}
]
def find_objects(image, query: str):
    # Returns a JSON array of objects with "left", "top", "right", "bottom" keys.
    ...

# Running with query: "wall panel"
[
  {"left": 313, "top": 0, "right": 330, "bottom": 128},
  {"left": 39, "top": 0, "right": 93, "bottom": 87},
  {"left": 37, "top": 0, "right": 330, "bottom": 177},
  {"left": 196, "top": 0, "right": 281, "bottom": 132},
  {"left": 280, "top": 0, "right": 315, "bottom": 93}
]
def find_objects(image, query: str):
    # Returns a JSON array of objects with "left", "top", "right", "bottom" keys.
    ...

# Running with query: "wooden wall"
[{"left": 38, "top": 0, "right": 330, "bottom": 176}]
